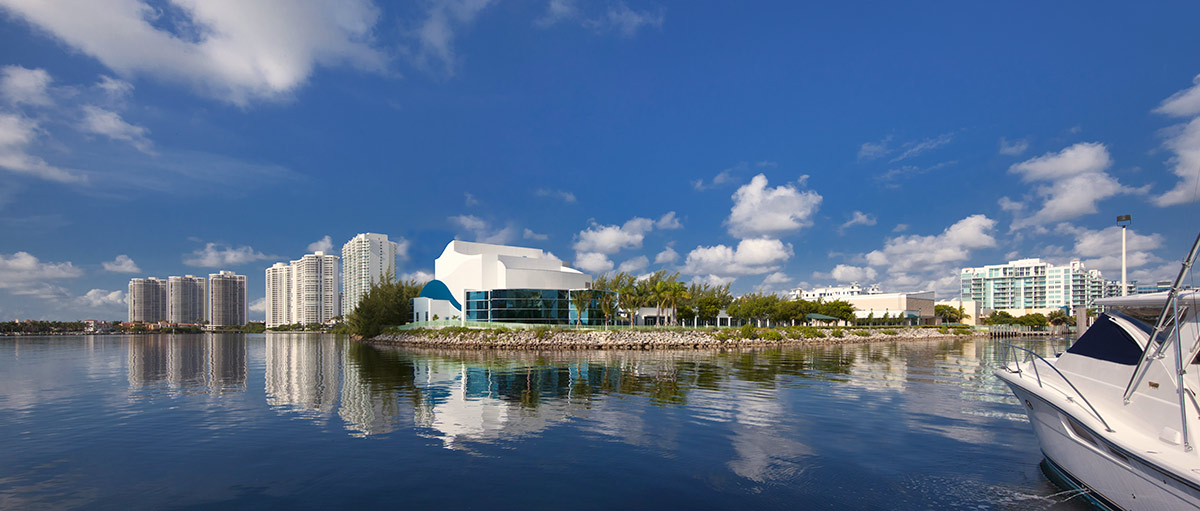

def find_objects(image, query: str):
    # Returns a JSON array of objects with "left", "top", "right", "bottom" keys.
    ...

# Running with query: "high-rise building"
[
  {"left": 265, "top": 262, "right": 292, "bottom": 328},
  {"left": 209, "top": 271, "right": 247, "bottom": 327},
  {"left": 128, "top": 277, "right": 167, "bottom": 322},
  {"left": 960, "top": 258, "right": 1104, "bottom": 310},
  {"left": 167, "top": 275, "right": 207, "bottom": 324},
  {"left": 291, "top": 251, "right": 339, "bottom": 326},
  {"left": 341, "top": 233, "right": 399, "bottom": 317}
]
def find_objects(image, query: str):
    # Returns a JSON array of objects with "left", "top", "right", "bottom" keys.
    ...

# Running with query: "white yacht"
[{"left": 996, "top": 236, "right": 1200, "bottom": 510}]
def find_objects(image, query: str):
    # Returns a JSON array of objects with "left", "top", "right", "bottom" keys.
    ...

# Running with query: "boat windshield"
[{"left": 1065, "top": 313, "right": 1145, "bottom": 365}]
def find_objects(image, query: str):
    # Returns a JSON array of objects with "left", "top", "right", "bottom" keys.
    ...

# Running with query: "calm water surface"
[{"left": 0, "top": 334, "right": 1087, "bottom": 510}]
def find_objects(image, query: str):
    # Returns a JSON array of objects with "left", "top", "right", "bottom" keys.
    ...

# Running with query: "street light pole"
[{"left": 1118, "top": 214, "right": 1132, "bottom": 296}]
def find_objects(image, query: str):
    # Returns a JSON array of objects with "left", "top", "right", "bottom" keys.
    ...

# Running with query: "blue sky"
[{"left": 3, "top": 1, "right": 1200, "bottom": 321}]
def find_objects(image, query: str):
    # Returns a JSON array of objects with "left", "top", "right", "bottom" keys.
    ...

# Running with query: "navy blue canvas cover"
[{"left": 1066, "top": 313, "right": 1144, "bottom": 365}]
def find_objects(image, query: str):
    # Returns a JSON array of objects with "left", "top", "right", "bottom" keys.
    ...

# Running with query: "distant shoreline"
[{"left": 364, "top": 326, "right": 988, "bottom": 351}]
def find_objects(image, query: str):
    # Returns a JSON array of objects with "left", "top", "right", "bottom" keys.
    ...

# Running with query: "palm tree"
[
  {"left": 569, "top": 289, "right": 593, "bottom": 327},
  {"left": 665, "top": 279, "right": 688, "bottom": 326},
  {"left": 598, "top": 290, "right": 617, "bottom": 329}
]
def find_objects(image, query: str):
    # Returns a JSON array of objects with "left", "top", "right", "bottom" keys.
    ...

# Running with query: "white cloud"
[
  {"left": 693, "top": 161, "right": 752, "bottom": 190},
  {"left": 1057, "top": 223, "right": 1164, "bottom": 276},
  {"left": 857, "top": 136, "right": 891, "bottom": 162},
  {"left": 682, "top": 238, "right": 793, "bottom": 277},
  {"left": 536, "top": 188, "right": 576, "bottom": 203},
  {"left": 0, "top": 113, "right": 85, "bottom": 183},
  {"left": 0, "top": 251, "right": 83, "bottom": 288},
  {"left": 537, "top": 0, "right": 664, "bottom": 37},
  {"left": 617, "top": 255, "right": 649, "bottom": 274},
  {"left": 1155, "top": 73, "right": 1200, "bottom": 118},
  {"left": 889, "top": 132, "right": 954, "bottom": 163},
  {"left": 838, "top": 210, "right": 876, "bottom": 233},
  {"left": 249, "top": 297, "right": 266, "bottom": 313},
  {"left": 96, "top": 75, "right": 133, "bottom": 100},
  {"left": 102, "top": 254, "right": 140, "bottom": 273},
  {"left": 1007, "top": 142, "right": 1132, "bottom": 229},
  {"left": 691, "top": 274, "right": 735, "bottom": 287},
  {"left": 77, "top": 289, "right": 125, "bottom": 307},
  {"left": 864, "top": 215, "right": 997, "bottom": 273},
  {"left": 401, "top": 270, "right": 434, "bottom": 283},
  {"left": 307, "top": 235, "right": 333, "bottom": 253},
  {"left": 654, "top": 246, "right": 678, "bottom": 264},
  {"left": 656, "top": 211, "right": 682, "bottom": 230},
  {"left": 0, "top": 0, "right": 387, "bottom": 106},
  {"left": 726, "top": 173, "right": 822, "bottom": 238},
  {"left": 0, "top": 65, "right": 52, "bottom": 106},
  {"left": 828, "top": 264, "right": 877, "bottom": 283},
  {"left": 464, "top": 192, "right": 479, "bottom": 206},
  {"left": 536, "top": 0, "right": 578, "bottom": 26},
  {"left": 406, "top": 0, "right": 495, "bottom": 77},
  {"left": 762, "top": 272, "right": 791, "bottom": 285},
  {"left": 1154, "top": 115, "right": 1200, "bottom": 207},
  {"left": 79, "top": 105, "right": 153, "bottom": 154},
  {"left": 998, "top": 137, "right": 1029, "bottom": 156},
  {"left": 892, "top": 224, "right": 908, "bottom": 233},
  {"left": 523, "top": 228, "right": 548, "bottom": 241},
  {"left": 574, "top": 251, "right": 613, "bottom": 273},
  {"left": 183, "top": 242, "right": 273, "bottom": 267},
  {"left": 394, "top": 237, "right": 411, "bottom": 261},
  {"left": 449, "top": 215, "right": 516, "bottom": 244},
  {"left": 573, "top": 217, "right": 654, "bottom": 254}
]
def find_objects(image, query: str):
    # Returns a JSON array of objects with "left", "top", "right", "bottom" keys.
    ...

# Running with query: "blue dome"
[{"left": 417, "top": 279, "right": 461, "bottom": 311}]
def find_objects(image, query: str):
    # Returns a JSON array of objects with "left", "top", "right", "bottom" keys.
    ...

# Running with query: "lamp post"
[{"left": 1117, "top": 214, "right": 1132, "bottom": 296}]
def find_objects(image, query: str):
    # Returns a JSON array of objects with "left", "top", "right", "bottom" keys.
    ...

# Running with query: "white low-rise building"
[
  {"left": 845, "top": 291, "right": 936, "bottom": 325},
  {"left": 413, "top": 240, "right": 596, "bottom": 325}
]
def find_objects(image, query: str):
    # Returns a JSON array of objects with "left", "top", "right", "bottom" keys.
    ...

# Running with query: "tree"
[
  {"left": 346, "top": 270, "right": 424, "bottom": 338},
  {"left": 569, "top": 289, "right": 593, "bottom": 327},
  {"left": 597, "top": 290, "right": 618, "bottom": 328},
  {"left": 934, "top": 304, "right": 963, "bottom": 324},
  {"left": 1047, "top": 309, "right": 1070, "bottom": 326}
]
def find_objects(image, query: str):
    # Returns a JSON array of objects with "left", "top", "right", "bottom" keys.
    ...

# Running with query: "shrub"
[
  {"left": 953, "top": 328, "right": 971, "bottom": 336},
  {"left": 881, "top": 329, "right": 898, "bottom": 336},
  {"left": 762, "top": 329, "right": 783, "bottom": 341},
  {"left": 831, "top": 328, "right": 844, "bottom": 338},
  {"left": 938, "top": 327, "right": 949, "bottom": 334},
  {"left": 852, "top": 330, "right": 871, "bottom": 337},
  {"left": 739, "top": 324, "right": 758, "bottom": 339}
]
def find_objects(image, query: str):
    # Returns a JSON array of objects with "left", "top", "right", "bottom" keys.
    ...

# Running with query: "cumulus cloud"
[
  {"left": 1056, "top": 223, "right": 1164, "bottom": 277},
  {"left": 574, "top": 252, "right": 613, "bottom": 273},
  {"left": 77, "top": 289, "right": 126, "bottom": 307},
  {"left": 998, "top": 137, "right": 1029, "bottom": 156},
  {"left": 449, "top": 215, "right": 516, "bottom": 244},
  {"left": 654, "top": 246, "right": 678, "bottom": 264},
  {"left": 762, "top": 272, "right": 792, "bottom": 285},
  {"left": 656, "top": 211, "right": 682, "bottom": 230},
  {"left": 864, "top": 215, "right": 997, "bottom": 274},
  {"left": 0, "top": 0, "right": 387, "bottom": 105},
  {"left": 726, "top": 174, "right": 822, "bottom": 238},
  {"left": 617, "top": 255, "right": 649, "bottom": 274},
  {"left": 1155, "top": 73, "right": 1200, "bottom": 118},
  {"left": 693, "top": 161, "right": 774, "bottom": 190},
  {"left": 183, "top": 242, "right": 273, "bottom": 267},
  {"left": 307, "top": 235, "right": 333, "bottom": 253},
  {"left": 0, "top": 113, "right": 85, "bottom": 182},
  {"left": 0, "top": 251, "right": 83, "bottom": 287},
  {"left": 1152, "top": 76, "right": 1200, "bottom": 207},
  {"left": 523, "top": 228, "right": 548, "bottom": 241},
  {"left": 79, "top": 105, "right": 153, "bottom": 154},
  {"left": 1007, "top": 142, "right": 1133, "bottom": 229},
  {"left": 573, "top": 217, "right": 654, "bottom": 254},
  {"left": 827, "top": 264, "right": 878, "bottom": 283},
  {"left": 102, "top": 254, "right": 140, "bottom": 273},
  {"left": 838, "top": 211, "right": 876, "bottom": 234},
  {"left": 249, "top": 297, "right": 266, "bottom": 313},
  {"left": 401, "top": 270, "right": 434, "bottom": 283},
  {"left": 0, "top": 65, "right": 52, "bottom": 106},
  {"left": 682, "top": 238, "right": 793, "bottom": 277},
  {"left": 536, "top": 188, "right": 577, "bottom": 203}
]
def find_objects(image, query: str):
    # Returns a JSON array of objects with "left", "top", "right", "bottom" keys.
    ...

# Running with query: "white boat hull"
[{"left": 1004, "top": 381, "right": 1200, "bottom": 510}]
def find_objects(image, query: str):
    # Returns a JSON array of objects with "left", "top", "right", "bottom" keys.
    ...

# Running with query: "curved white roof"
[{"left": 1094, "top": 290, "right": 1200, "bottom": 307}]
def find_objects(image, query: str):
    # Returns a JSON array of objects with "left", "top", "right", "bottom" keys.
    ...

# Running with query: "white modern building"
[
  {"left": 265, "top": 262, "right": 293, "bottom": 328},
  {"left": 128, "top": 277, "right": 167, "bottom": 323},
  {"left": 845, "top": 291, "right": 936, "bottom": 325},
  {"left": 790, "top": 282, "right": 882, "bottom": 301},
  {"left": 341, "top": 233, "right": 400, "bottom": 318},
  {"left": 167, "top": 275, "right": 207, "bottom": 324},
  {"left": 291, "top": 251, "right": 339, "bottom": 326},
  {"left": 209, "top": 270, "right": 248, "bottom": 328},
  {"left": 412, "top": 240, "right": 595, "bottom": 325},
  {"left": 960, "top": 258, "right": 1104, "bottom": 310}
]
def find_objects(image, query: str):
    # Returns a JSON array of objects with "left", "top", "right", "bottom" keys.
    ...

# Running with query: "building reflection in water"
[
  {"left": 264, "top": 333, "right": 341, "bottom": 418},
  {"left": 126, "top": 335, "right": 247, "bottom": 394}
]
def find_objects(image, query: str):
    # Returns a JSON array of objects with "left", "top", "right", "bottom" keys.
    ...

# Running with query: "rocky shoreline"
[{"left": 365, "top": 326, "right": 985, "bottom": 350}]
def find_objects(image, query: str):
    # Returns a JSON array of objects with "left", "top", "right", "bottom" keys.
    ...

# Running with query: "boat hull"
[{"left": 1001, "top": 377, "right": 1200, "bottom": 510}]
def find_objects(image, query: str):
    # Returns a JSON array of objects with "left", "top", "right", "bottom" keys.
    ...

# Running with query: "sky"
[{"left": 3, "top": 1, "right": 1200, "bottom": 321}]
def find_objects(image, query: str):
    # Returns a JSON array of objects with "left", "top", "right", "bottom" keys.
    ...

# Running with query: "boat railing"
[{"left": 998, "top": 341, "right": 1114, "bottom": 433}]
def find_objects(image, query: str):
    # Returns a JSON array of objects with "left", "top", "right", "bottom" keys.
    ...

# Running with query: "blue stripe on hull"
[{"left": 1040, "top": 452, "right": 1125, "bottom": 511}]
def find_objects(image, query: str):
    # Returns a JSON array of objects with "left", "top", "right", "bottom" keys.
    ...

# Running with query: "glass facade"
[{"left": 464, "top": 289, "right": 612, "bottom": 325}]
